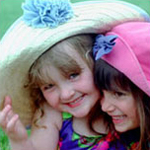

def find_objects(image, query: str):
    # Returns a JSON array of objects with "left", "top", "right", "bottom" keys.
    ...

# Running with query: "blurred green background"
[{"left": 0, "top": 0, "right": 150, "bottom": 39}]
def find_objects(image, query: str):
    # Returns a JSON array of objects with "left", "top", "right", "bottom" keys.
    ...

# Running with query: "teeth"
[
  {"left": 112, "top": 116, "right": 125, "bottom": 119},
  {"left": 70, "top": 98, "right": 81, "bottom": 104}
]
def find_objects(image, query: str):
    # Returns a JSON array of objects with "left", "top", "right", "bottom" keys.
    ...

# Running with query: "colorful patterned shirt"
[
  {"left": 96, "top": 128, "right": 140, "bottom": 150},
  {"left": 59, "top": 113, "right": 106, "bottom": 150},
  {"left": 58, "top": 113, "right": 139, "bottom": 150}
]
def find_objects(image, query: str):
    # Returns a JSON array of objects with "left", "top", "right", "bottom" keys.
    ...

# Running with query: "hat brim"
[
  {"left": 102, "top": 22, "right": 150, "bottom": 96},
  {"left": 0, "top": 0, "right": 149, "bottom": 126}
]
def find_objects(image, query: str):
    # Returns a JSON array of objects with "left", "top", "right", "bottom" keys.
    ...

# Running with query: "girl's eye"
[
  {"left": 113, "top": 91, "right": 128, "bottom": 99},
  {"left": 69, "top": 72, "right": 79, "bottom": 80},
  {"left": 42, "top": 84, "right": 54, "bottom": 91}
]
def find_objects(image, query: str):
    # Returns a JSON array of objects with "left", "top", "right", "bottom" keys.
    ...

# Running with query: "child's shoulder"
[{"left": 36, "top": 103, "right": 63, "bottom": 130}]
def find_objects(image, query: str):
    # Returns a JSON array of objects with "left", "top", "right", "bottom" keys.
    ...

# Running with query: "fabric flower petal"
[
  {"left": 93, "top": 34, "right": 118, "bottom": 60},
  {"left": 22, "top": 0, "right": 74, "bottom": 28}
]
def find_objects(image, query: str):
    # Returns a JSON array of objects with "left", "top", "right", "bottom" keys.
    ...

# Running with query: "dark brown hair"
[{"left": 93, "top": 59, "right": 150, "bottom": 150}]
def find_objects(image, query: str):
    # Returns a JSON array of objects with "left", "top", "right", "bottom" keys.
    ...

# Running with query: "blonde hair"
[{"left": 27, "top": 34, "right": 95, "bottom": 125}]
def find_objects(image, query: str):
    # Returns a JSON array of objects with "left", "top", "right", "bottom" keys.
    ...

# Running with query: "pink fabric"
[{"left": 102, "top": 22, "right": 150, "bottom": 96}]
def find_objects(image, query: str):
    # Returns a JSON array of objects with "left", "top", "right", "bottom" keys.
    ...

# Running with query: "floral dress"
[
  {"left": 96, "top": 128, "right": 140, "bottom": 150},
  {"left": 58, "top": 113, "right": 139, "bottom": 150},
  {"left": 58, "top": 113, "right": 106, "bottom": 150}
]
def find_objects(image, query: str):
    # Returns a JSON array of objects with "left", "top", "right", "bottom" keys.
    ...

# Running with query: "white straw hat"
[{"left": 0, "top": 0, "right": 149, "bottom": 126}]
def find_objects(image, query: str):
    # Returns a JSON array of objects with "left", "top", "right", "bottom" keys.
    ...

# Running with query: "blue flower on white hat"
[
  {"left": 93, "top": 34, "right": 118, "bottom": 60},
  {"left": 22, "top": 0, "right": 74, "bottom": 28}
]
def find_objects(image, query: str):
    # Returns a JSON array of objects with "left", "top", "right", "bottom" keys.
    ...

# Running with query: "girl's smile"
[
  {"left": 40, "top": 47, "right": 100, "bottom": 118},
  {"left": 66, "top": 94, "right": 85, "bottom": 108},
  {"left": 101, "top": 90, "right": 140, "bottom": 133},
  {"left": 111, "top": 115, "right": 127, "bottom": 124}
]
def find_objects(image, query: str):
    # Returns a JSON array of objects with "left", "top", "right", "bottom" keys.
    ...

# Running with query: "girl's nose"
[
  {"left": 59, "top": 85, "right": 75, "bottom": 101},
  {"left": 100, "top": 92, "right": 115, "bottom": 113}
]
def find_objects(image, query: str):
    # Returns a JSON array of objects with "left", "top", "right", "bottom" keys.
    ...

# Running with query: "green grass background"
[
  {"left": 0, "top": 128, "right": 31, "bottom": 150},
  {"left": 0, "top": 128, "right": 10, "bottom": 150},
  {"left": 0, "top": 0, "right": 150, "bottom": 39},
  {"left": 0, "top": 0, "right": 150, "bottom": 149}
]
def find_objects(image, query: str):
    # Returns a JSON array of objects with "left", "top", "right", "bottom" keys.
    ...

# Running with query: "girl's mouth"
[
  {"left": 67, "top": 96, "right": 84, "bottom": 108},
  {"left": 111, "top": 115, "right": 126, "bottom": 124}
]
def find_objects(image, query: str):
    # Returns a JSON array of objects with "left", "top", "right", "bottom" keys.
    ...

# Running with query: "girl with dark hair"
[{"left": 93, "top": 22, "right": 150, "bottom": 150}]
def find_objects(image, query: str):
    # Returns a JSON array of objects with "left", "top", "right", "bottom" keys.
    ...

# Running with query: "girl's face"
[
  {"left": 40, "top": 47, "right": 100, "bottom": 118},
  {"left": 100, "top": 90, "right": 140, "bottom": 133}
]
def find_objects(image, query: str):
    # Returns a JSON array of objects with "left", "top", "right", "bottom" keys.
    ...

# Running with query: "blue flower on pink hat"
[
  {"left": 22, "top": 0, "right": 74, "bottom": 28},
  {"left": 93, "top": 34, "right": 118, "bottom": 60}
]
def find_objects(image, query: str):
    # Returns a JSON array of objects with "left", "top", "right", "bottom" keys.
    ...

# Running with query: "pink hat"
[{"left": 100, "top": 22, "right": 150, "bottom": 96}]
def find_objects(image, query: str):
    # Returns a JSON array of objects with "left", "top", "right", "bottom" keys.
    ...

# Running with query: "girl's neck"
[{"left": 73, "top": 116, "right": 108, "bottom": 136}]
